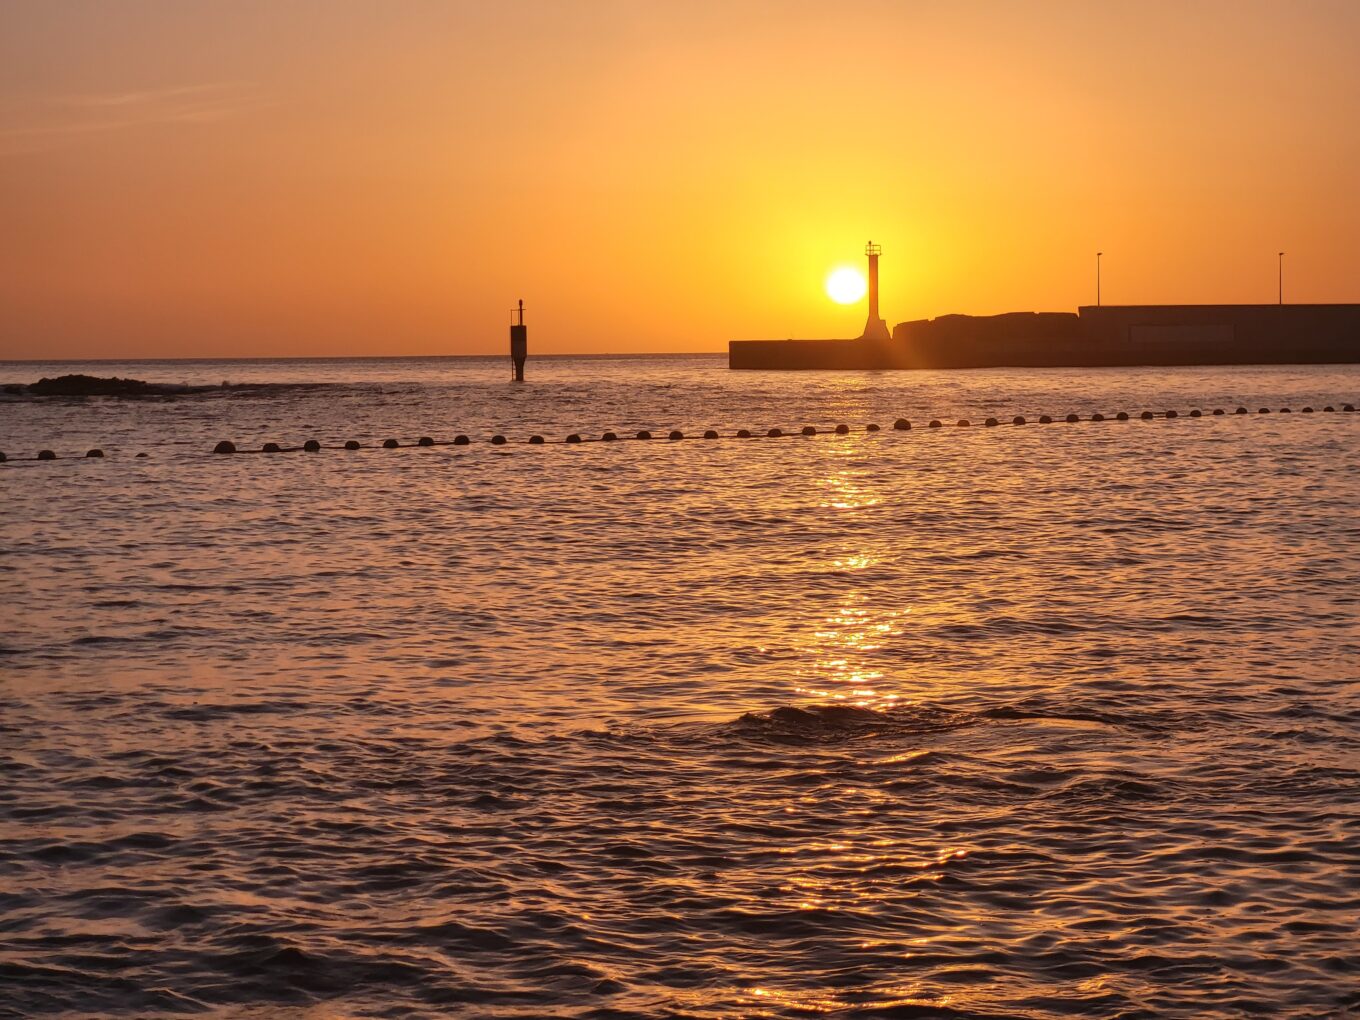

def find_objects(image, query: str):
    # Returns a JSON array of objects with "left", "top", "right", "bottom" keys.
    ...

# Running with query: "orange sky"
[{"left": 2, "top": 0, "right": 1358, "bottom": 359}]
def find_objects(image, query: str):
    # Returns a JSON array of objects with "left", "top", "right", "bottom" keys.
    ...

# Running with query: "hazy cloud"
[{"left": 0, "top": 82, "right": 258, "bottom": 154}]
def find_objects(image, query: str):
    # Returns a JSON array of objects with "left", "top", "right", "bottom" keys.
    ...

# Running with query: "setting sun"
[{"left": 825, "top": 267, "right": 867, "bottom": 305}]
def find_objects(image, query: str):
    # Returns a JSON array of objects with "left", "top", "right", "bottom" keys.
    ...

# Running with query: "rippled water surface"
[{"left": 2, "top": 356, "right": 1359, "bottom": 1018}]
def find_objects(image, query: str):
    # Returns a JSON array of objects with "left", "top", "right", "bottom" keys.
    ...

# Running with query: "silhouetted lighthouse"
[
  {"left": 510, "top": 299, "right": 527, "bottom": 382},
  {"left": 860, "top": 241, "right": 891, "bottom": 342}
]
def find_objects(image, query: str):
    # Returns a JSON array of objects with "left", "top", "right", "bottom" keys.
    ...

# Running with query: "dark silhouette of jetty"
[
  {"left": 730, "top": 244, "right": 1360, "bottom": 369},
  {"left": 731, "top": 304, "right": 1360, "bottom": 369}
]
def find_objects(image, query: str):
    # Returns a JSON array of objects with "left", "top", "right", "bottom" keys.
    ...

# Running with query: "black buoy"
[
  {"left": 704, "top": 430, "right": 719, "bottom": 439},
  {"left": 865, "top": 423, "right": 880, "bottom": 432},
  {"left": 491, "top": 435, "right": 507, "bottom": 445},
  {"left": 1189, "top": 409, "right": 1202, "bottom": 417},
  {"left": 344, "top": 440, "right": 361, "bottom": 450},
  {"left": 1039, "top": 415, "right": 1053, "bottom": 424},
  {"left": 801, "top": 425, "right": 816, "bottom": 436},
  {"left": 1302, "top": 407, "right": 1314, "bottom": 413},
  {"left": 834, "top": 424, "right": 849, "bottom": 434},
  {"left": 1140, "top": 411, "right": 1154, "bottom": 420},
  {"left": 928, "top": 419, "right": 942, "bottom": 428},
  {"left": 135, "top": 452, "right": 148, "bottom": 458},
  {"left": 1013, "top": 415, "right": 1026, "bottom": 425},
  {"left": 0, "top": 452, "right": 6, "bottom": 463},
  {"left": 304, "top": 439, "right": 322, "bottom": 451},
  {"left": 669, "top": 430, "right": 684, "bottom": 440},
  {"left": 1236, "top": 407, "right": 1248, "bottom": 414},
  {"left": 566, "top": 434, "right": 582, "bottom": 443},
  {"left": 635, "top": 430, "right": 652, "bottom": 440},
  {"left": 1091, "top": 413, "right": 1105, "bottom": 422},
  {"left": 1165, "top": 410, "right": 1178, "bottom": 419},
  {"left": 1065, "top": 413, "right": 1079, "bottom": 423},
  {"left": 1116, "top": 411, "right": 1129, "bottom": 421},
  {"left": 1279, "top": 408, "right": 1292, "bottom": 414},
  {"left": 602, "top": 432, "right": 618, "bottom": 441},
  {"left": 985, "top": 417, "right": 998, "bottom": 427},
  {"left": 1259, "top": 407, "right": 1270, "bottom": 414},
  {"left": 767, "top": 428, "right": 782, "bottom": 437},
  {"left": 529, "top": 435, "right": 545, "bottom": 444},
  {"left": 263, "top": 442, "right": 282, "bottom": 453},
  {"left": 956, "top": 419, "right": 970, "bottom": 427},
  {"left": 893, "top": 418, "right": 910, "bottom": 431},
  {"left": 213, "top": 441, "right": 235, "bottom": 455},
  {"left": 1213, "top": 408, "right": 1225, "bottom": 415},
  {"left": 417, "top": 436, "right": 435, "bottom": 446},
  {"left": 85, "top": 449, "right": 104, "bottom": 458},
  {"left": 1345, "top": 404, "right": 1356, "bottom": 412},
  {"left": 383, "top": 438, "right": 400, "bottom": 449},
  {"left": 453, "top": 435, "right": 469, "bottom": 445},
  {"left": 737, "top": 429, "right": 752, "bottom": 438}
]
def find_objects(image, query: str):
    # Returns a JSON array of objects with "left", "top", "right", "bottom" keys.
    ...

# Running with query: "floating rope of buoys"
[
  {"left": 345, "top": 440, "right": 361, "bottom": 450},
  {"left": 417, "top": 436, "right": 434, "bottom": 447},
  {"left": 1092, "top": 413, "right": 1105, "bottom": 422},
  {"left": 636, "top": 430, "right": 652, "bottom": 440},
  {"left": 835, "top": 424, "right": 850, "bottom": 434},
  {"left": 1116, "top": 412, "right": 1129, "bottom": 420},
  {"left": 529, "top": 435, "right": 545, "bottom": 445},
  {"left": 669, "top": 430, "right": 685, "bottom": 440},
  {"left": 1065, "top": 413, "right": 1079, "bottom": 423},
  {"left": 1013, "top": 415, "right": 1026, "bottom": 425},
  {"left": 602, "top": 432, "right": 618, "bottom": 441},
  {"left": 737, "top": 429, "right": 752, "bottom": 438},
  {"left": 767, "top": 428, "right": 782, "bottom": 437},
  {"left": 305, "top": 439, "right": 323, "bottom": 451},
  {"left": 705, "top": 429, "right": 720, "bottom": 439},
  {"left": 1039, "top": 415, "right": 1053, "bottom": 424},
  {"left": 801, "top": 425, "right": 816, "bottom": 436},
  {"left": 383, "top": 438, "right": 400, "bottom": 449},
  {"left": 263, "top": 442, "right": 282, "bottom": 453}
]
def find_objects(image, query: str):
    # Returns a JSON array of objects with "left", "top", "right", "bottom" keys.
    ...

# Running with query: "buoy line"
[{"left": 1, "top": 404, "right": 1355, "bottom": 462}]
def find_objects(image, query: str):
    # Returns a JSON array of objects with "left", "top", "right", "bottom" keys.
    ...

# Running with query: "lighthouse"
[{"left": 859, "top": 241, "right": 891, "bottom": 342}]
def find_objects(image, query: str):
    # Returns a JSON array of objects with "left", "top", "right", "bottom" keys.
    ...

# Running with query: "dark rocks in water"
[{"left": 29, "top": 374, "right": 156, "bottom": 396}]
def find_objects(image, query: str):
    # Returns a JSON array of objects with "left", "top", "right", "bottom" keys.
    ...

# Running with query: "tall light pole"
[
  {"left": 1096, "top": 252, "right": 1102, "bottom": 307},
  {"left": 1278, "top": 252, "right": 1284, "bottom": 305}
]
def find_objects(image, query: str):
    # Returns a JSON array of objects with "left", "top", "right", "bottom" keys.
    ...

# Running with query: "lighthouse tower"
[{"left": 859, "top": 241, "right": 891, "bottom": 342}]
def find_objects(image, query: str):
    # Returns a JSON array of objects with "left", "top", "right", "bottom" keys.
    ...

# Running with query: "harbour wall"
[{"left": 729, "top": 304, "right": 1360, "bottom": 369}]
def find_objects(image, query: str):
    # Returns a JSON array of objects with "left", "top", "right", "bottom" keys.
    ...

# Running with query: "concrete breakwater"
[{"left": 731, "top": 304, "right": 1360, "bottom": 370}]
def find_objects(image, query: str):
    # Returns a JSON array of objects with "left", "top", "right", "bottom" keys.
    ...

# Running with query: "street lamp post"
[
  {"left": 1278, "top": 252, "right": 1284, "bottom": 305},
  {"left": 1096, "top": 252, "right": 1102, "bottom": 307}
]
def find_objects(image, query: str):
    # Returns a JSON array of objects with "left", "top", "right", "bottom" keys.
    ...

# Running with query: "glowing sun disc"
[{"left": 826, "top": 267, "right": 867, "bottom": 304}]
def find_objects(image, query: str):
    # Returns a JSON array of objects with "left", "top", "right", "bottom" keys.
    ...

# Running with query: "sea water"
[{"left": 1, "top": 356, "right": 1358, "bottom": 1017}]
